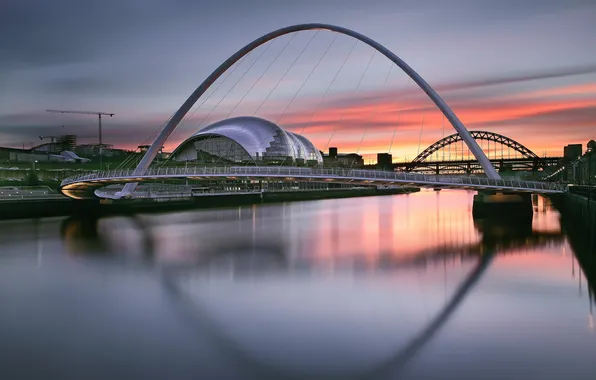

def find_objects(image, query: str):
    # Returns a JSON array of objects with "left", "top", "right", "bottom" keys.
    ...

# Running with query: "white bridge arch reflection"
[{"left": 58, "top": 196, "right": 567, "bottom": 379}]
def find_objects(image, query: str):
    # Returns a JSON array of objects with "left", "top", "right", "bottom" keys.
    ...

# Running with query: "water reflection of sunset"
[
  {"left": 78, "top": 190, "right": 569, "bottom": 274},
  {"left": 3, "top": 189, "right": 594, "bottom": 378}
]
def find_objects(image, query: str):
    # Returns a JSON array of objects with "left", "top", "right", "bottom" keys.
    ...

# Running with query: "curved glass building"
[{"left": 170, "top": 116, "right": 323, "bottom": 166}]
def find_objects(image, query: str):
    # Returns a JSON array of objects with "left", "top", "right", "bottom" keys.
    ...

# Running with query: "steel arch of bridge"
[
  {"left": 413, "top": 131, "right": 539, "bottom": 163},
  {"left": 159, "top": 253, "right": 494, "bottom": 380},
  {"left": 120, "top": 23, "right": 500, "bottom": 197}
]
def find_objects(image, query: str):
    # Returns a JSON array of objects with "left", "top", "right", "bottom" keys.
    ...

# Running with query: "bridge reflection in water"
[
  {"left": 54, "top": 190, "right": 594, "bottom": 379},
  {"left": 60, "top": 192, "right": 566, "bottom": 266}
]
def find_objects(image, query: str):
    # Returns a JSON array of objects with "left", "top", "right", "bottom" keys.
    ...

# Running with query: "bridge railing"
[{"left": 61, "top": 166, "right": 568, "bottom": 192}]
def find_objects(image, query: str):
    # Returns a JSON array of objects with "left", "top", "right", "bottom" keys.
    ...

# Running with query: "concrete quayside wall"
[
  {"left": 0, "top": 187, "right": 419, "bottom": 220},
  {"left": 551, "top": 190, "right": 596, "bottom": 294}
]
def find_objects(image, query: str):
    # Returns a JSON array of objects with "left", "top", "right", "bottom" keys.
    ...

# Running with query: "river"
[{"left": 0, "top": 190, "right": 594, "bottom": 379}]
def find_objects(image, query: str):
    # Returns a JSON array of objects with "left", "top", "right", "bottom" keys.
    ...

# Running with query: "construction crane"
[
  {"left": 46, "top": 109, "right": 114, "bottom": 168},
  {"left": 39, "top": 125, "right": 66, "bottom": 144}
]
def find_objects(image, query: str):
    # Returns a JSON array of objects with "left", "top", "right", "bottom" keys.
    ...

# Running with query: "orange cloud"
[
  {"left": 260, "top": 82, "right": 596, "bottom": 162},
  {"left": 517, "top": 82, "right": 596, "bottom": 99},
  {"left": 147, "top": 81, "right": 596, "bottom": 165}
]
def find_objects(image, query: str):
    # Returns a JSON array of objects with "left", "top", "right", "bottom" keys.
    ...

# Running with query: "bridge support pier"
[{"left": 472, "top": 191, "right": 533, "bottom": 221}]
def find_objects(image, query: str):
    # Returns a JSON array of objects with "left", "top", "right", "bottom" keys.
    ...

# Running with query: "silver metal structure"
[{"left": 169, "top": 116, "right": 323, "bottom": 164}]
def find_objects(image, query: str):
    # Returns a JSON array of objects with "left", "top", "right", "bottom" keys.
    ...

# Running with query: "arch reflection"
[{"left": 56, "top": 195, "right": 591, "bottom": 379}]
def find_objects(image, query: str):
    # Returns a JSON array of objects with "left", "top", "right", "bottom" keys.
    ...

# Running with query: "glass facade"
[
  {"left": 195, "top": 136, "right": 252, "bottom": 164},
  {"left": 170, "top": 116, "right": 323, "bottom": 166}
]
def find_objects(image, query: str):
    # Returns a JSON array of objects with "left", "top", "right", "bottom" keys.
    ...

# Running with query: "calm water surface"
[{"left": 1, "top": 190, "right": 594, "bottom": 379}]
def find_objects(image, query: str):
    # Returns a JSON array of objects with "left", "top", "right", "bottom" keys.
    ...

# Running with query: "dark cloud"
[
  {"left": 42, "top": 73, "right": 164, "bottom": 96},
  {"left": 1, "top": 0, "right": 595, "bottom": 150},
  {"left": 0, "top": 0, "right": 376, "bottom": 70},
  {"left": 315, "top": 64, "right": 596, "bottom": 112},
  {"left": 1, "top": 1, "right": 131, "bottom": 67},
  {"left": 1, "top": 0, "right": 591, "bottom": 69},
  {"left": 43, "top": 76, "right": 120, "bottom": 94},
  {"left": 469, "top": 105, "right": 596, "bottom": 130},
  {"left": 437, "top": 65, "right": 596, "bottom": 93}
]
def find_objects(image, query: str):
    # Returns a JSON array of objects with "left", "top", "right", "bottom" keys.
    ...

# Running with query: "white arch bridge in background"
[{"left": 115, "top": 23, "right": 502, "bottom": 198}]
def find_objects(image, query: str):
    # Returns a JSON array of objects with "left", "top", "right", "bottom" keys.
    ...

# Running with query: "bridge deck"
[{"left": 60, "top": 166, "right": 566, "bottom": 199}]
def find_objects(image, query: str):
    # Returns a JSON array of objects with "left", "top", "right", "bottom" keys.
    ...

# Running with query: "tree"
[{"left": 26, "top": 170, "right": 40, "bottom": 186}]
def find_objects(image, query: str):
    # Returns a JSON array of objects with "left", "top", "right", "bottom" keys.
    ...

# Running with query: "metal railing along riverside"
[
  {"left": 0, "top": 185, "right": 66, "bottom": 200},
  {"left": 61, "top": 166, "right": 568, "bottom": 193}
]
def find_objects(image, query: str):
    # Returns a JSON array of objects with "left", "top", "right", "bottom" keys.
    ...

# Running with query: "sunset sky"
[{"left": 1, "top": 0, "right": 595, "bottom": 163}]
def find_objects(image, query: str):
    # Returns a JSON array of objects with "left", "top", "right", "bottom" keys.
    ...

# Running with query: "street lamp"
[
  {"left": 587, "top": 140, "right": 595, "bottom": 187},
  {"left": 32, "top": 160, "right": 38, "bottom": 171}
]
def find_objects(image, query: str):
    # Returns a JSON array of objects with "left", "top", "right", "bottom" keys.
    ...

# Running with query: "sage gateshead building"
[{"left": 169, "top": 116, "right": 323, "bottom": 166}]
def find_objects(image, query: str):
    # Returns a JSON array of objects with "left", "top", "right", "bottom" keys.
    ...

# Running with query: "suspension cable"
[
  {"left": 441, "top": 114, "right": 445, "bottom": 162},
  {"left": 271, "top": 33, "right": 340, "bottom": 167},
  {"left": 296, "top": 38, "right": 359, "bottom": 141},
  {"left": 156, "top": 54, "right": 253, "bottom": 168},
  {"left": 195, "top": 40, "right": 282, "bottom": 168},
  {"left": 172, "top": 52, "right": 252, "bottom": 140},
  {"left": 350, "top": 55, "right": 394, "bottom": 171},
  {"left": 323, "top": 130, "right": 336, "bottom": 152},
  {"left": 252, "top": 31, "right": 318, "bottom": 116},
  {"left": 237, "top": 31, "right": 319, "bottom": 167},
  {"left": 335, "top": 49, "right": 378, "bottom": 165},
  {"left": 161, "top": 41, "right": 272, "bottom": 168},
  {"left": 224, "top": 35, "right": 294, "bottom": 120},
  {"left": 276, "top": 33, "right": 339, "bottom": 128},
  {"left": 309, "top": 39, "right": 363, "bottom": 161},
  {"left": 388, "top": 76, "right": 411, "bottom": 160},
  {"left": 193, "top": 39, "right": 274, "bottom": 131},
  {"left": 214, "top": 32, "right": 315, "bottom": 167},
  {"left": 117, "top": 129, "right": 164, "bottom": 170},
  {"left": 417, "top": 112, "right": 426, "bottom": 156},
  {"left": 116, "top": 115, "right": 174, "bottom": 170},
  {"left": 133, "top": 52, "right": 252, "bottom": 171},
  {"left": 214, "top": 32, "right": 304, "bottom": 167}
]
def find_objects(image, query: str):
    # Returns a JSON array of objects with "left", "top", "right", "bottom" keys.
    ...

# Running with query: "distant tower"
[
  {"left": 57, "top": 135, "right": 77, "bottom": 152},
  {"left": 377, "top": 153, "right": 393, "bottom": 170},
  {"left": 563, "top": 144, "right": 582, "bottom": 160},
  {"left": 329, "top": 147, "right": 338, "bottom": 158}
]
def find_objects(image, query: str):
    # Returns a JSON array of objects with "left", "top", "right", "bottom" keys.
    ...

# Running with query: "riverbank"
[
  {"left": 0, "top": 187, "right": 419, "bottom": 220},
  {"left": 551, "top": 190, "right": 596, "bottom": 291},
  {"left": 552, "top": 190, "right": 595, "bottom": 238}
]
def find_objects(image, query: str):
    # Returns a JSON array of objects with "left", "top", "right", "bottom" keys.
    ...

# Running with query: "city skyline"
[{"left": 1, "top": 0, "right": 595, "bottom": 162}]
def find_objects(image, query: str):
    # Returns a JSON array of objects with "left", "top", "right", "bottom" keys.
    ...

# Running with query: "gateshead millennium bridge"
[{"left": 58, "top": 23, "right": 565, "bottom": 200}]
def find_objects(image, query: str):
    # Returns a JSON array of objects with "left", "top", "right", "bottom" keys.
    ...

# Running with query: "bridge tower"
[{"left": 472, "top": 192, "right": 533, "bottom": 221}]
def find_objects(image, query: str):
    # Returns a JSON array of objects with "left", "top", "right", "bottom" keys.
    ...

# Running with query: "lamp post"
[
  {"left": 588, "top": 150, "right": 592, "bottom": 187},
  {"left": 28, "top": 160, "right": 39, "bottom": 186},
  {"left": 587, "top": 140, "right": 596, "bottom": 187}
]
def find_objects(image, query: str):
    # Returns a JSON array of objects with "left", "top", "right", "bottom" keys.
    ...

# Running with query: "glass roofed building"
[{"left": 169, "top": 116, "right": 323, "bottom": 166}]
